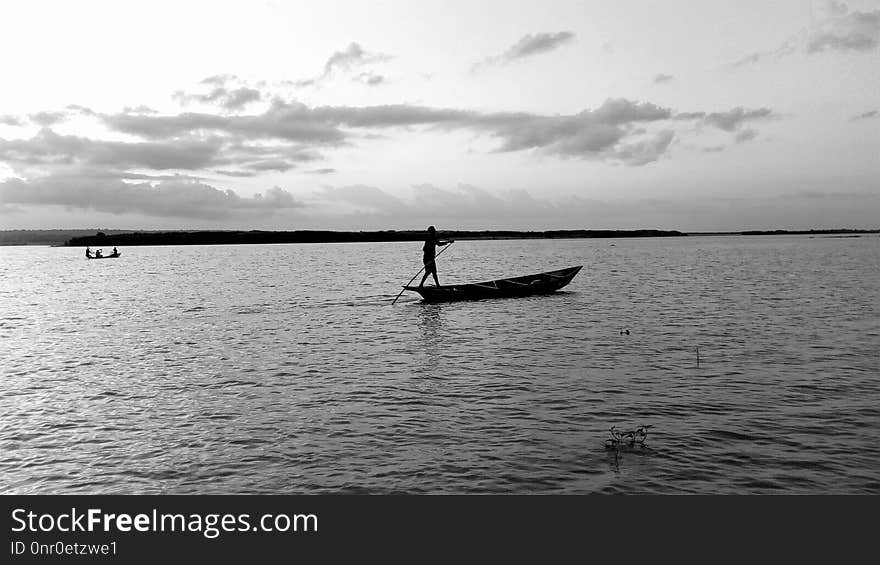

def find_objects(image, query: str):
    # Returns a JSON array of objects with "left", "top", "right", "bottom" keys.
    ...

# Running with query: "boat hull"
[
  {"left": 403, "top": 266, "right": 582, "bottom": 303},
  {"left": 86, "top": 254, "right": 121, "bottom": 260}
]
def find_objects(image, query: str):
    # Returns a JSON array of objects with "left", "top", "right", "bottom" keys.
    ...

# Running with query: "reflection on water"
[
  {"left": 1, "top": 236, "right": 879, "bottom": 494},
  {"left": 417, "top": 303, "right": 443, "bottom": 373},
  {"left": 418, "top": 303, "right": 442, "bottom": 336}
]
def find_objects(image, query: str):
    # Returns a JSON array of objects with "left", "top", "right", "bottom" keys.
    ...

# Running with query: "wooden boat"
[
  {"left": 403, "top": 266, "right": 582, "bottom": 303},
  {"left": 86, "top": 253, "right": 121, "bottom": 260}
]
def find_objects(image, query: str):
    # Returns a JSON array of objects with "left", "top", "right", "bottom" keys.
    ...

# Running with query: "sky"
[{"left": 0, "top": 0, "right": 878, "bottom": 231}]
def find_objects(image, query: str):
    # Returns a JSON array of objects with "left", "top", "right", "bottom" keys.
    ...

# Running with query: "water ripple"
[{"left": 1, "top": 236, "right": 878, "bottom": 494}]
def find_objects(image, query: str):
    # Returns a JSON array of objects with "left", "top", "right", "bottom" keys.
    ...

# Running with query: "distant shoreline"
[{"left": 0, "top": 228, "right": 877, "bottom": 246}]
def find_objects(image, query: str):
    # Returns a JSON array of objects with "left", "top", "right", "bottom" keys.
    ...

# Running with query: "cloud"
[
  {"left": 502, "top": 31, "right": 575, "bottom": 59},
  {"left": 676, "top": 107, "right": 775, "bottom": 144},
  {"left": 702, "top": 145, "right": 726, "bottom": 153},
  {"left": 474, "top": 99, "right": 675, "bottom": 161},
  {"left": 214, "top": 169, "right": 259, "bottom": 178},
  {"left": 702, "top": 107, "right": 774, "bottom": 132},
  {"left": 0, "top": 72, "right": 777, "bottom": 227},
  {"left": 0, "top": 127, "right": 321, "bottom": 175},
  {"left": 729, "top": 40, "right": 798, "bottom": 68},
  {"left": 173, "top": 78, "right": 263, "bottom": 111},
  {"left": 355, "top": 71, "right": 386, "bottom": 86},
  {"left": 200, "top": 74, "right": 237, "bottom": 87},
  {"left": 1, "top": 97, "right": 775, "bottom": 186},
  {"left": 29, "top": 112, "right": 69, "bottom": 127},
  {"left": 222, "top": 138, "right": 322, "bottom": 172},
  {"left": 591, "top": 98, "right": 672, "bottom": 124},
  {"left": 67, "top": 105, "right": 97, "bottom": 116},
  {"left": 734, "top": 128, "right": 757, "bottom": 143},
  {"left": 806, "top": 2, "right": 880, "bottom": 53},
  {"left": 0, "top": 172, "right": 303, "bottom": 219},
  {"left": 114, "top": 171, "right": 205, "bottom": 182},
  {"left": 653, "top": 73, "right": 674, "bottom": 84},
  {"left": 286, "top": 43, "right": 392, "bottom": 88},
  {"left": 731, "top": 1, "right": 880, "bottom": 66},
  {"left": 121, "top": 106, "right": 157, "bottom": 115},
  {"left": 100, "top": 101, "right": 473, "bottom": 145},
  {"left": 0, "top": 128, "right": 225, "bottom": 170},
  {"left": 219, "top": 88, "right": 263, "bottom": 110},
  {"left": 473, "top": 31, "right": 575, "bottom": 70},
  {"left": 102, "top": 102, "right": 347, "bottom": 144},
  {"left": 851, "top": 109, "right": 878, "bottom": 121},
  {"left": 322, "top": 42, "right": 391, "bottom": 78},
  {"left": 3, "top": 107, "right": 98, "bottom": 128},
  {"left": 0, "top": 115, "right": 24, "bottom": 126},
  {"left": 615, "top": 131, "right": 676, "bottom": 165}
]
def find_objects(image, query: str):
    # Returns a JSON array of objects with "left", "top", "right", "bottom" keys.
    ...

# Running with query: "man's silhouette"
[{"left": 419, "top": 226, "right": 453, "bottom": 287}]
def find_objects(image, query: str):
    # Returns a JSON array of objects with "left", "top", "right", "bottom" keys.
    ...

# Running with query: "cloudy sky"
[{"left": 1, "top": 0, "right": 878, "bottom": 231}]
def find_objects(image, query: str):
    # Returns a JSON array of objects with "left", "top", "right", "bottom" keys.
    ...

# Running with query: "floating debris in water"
[
  {"left": 604, "top": 425, "right": 652, "bottom": 451},
  {"left": 619, "top": 329, "right": 630, "bottom": 335}
]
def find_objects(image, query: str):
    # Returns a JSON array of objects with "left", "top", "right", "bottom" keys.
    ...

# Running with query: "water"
[{"left": 1, "top": 235, "right": 878, "bottom": 494}]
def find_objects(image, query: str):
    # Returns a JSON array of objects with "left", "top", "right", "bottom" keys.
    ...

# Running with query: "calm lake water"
[{"left": 1, "top": 235, "right": 878, "bottom": 494}]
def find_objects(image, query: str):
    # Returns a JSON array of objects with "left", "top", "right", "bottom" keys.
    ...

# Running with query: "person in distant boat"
[
  {"left": 85, "top": 247, "right": 92, "bottom": 258},
  {"left": 419, "top": 226, "right": 453, "bottom": 287},
  {"left": 95, "top": 249, "right": 103, "bottom": 258},
  {"left": 111, "top": 247, "right": 119, "bottom": 257}
]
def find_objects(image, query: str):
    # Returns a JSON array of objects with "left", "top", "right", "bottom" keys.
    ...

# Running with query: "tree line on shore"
[
  {"left": 63, "top": 229, "right": 688, "bottom": 246},
  {"left": 1, "top": 228, "right": 877, "bottom": 246}
]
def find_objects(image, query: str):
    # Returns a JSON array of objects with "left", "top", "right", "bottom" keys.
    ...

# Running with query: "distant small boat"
[
  {"left": 86, "top": 253, "right": 121, "bottom": 260},
  {"left": 403, "top": 266, "right": 582, "bottom": 303}
]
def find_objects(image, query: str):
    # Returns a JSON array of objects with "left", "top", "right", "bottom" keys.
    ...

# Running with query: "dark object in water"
[
  {"left": 402, "top": 266, "right": 582, "bottom": 303},
  {"left": 604, "top": 425, "right": 652, "bottom": 451},
  {"left": 86, "top": 253, "right": 121, "bottom": 260}
]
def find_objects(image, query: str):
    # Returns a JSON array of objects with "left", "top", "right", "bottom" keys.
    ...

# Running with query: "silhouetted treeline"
[
  {"left": 738, "top": 229, "right": 879, "bottom": 236},
  {"left": 0, "top": 230, "right": 131, "bottom": 246},
  {"left": 7, "top": 227, "right": 875, "bottom": 247},
  {"left": 64, "top": 229, "right": 687, "bottom": 247}
]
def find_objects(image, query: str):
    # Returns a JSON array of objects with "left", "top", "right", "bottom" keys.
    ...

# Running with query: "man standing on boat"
[
  {"left": 85, "top": 247, "right": 92, "bottom": 258},
  {"left": 419, "top": 226, "right": 453, "bottom": 287}
]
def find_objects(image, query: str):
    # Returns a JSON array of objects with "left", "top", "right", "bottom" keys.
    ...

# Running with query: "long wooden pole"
[{"left": 391, "top": 242, "right": 454, "bottom": 305}]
